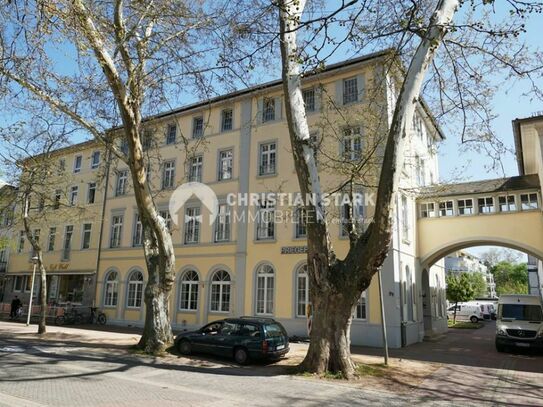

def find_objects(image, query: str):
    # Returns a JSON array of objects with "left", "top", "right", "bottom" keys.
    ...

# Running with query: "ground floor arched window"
[
  {"left": 296, "top": 264, "right": 309, "bottom": 317},
  {"left": 104, "top": 270, "right": 118, "bottom": 307},
  {"left": 255, "top": 264, "right": 274, "bottom": 315},
  {"left": 179, "top": 270, "right": 199, "bottom": 311},
  {"left": 210, "top": 270, "right": 231, "bottom": 312},
  {"left": 127, "top": 270, "right": 143, "bottom": 308}
]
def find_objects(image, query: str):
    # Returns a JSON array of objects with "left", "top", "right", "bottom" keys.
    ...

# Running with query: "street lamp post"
[{"left": 26, "top": 256, "right": 39, "bottom": 326}]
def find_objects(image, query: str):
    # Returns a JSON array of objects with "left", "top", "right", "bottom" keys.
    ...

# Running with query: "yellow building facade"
[{"left": 2, "top": 51, "right": 448, "bottom": 347}]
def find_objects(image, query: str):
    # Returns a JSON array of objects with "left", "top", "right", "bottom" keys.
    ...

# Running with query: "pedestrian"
[{"left": 10, "top": 296, "right": 22, "bottom": 320}]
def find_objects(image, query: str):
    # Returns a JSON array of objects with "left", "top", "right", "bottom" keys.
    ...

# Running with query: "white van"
[
  {"left": 495, "top": 295, "right": 543, "bottom": 352},
  {"left": 447, "top": 303, "right": 484, "bottom": 323}
]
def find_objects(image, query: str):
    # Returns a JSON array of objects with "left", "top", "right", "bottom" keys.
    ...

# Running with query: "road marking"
[{"left": 0, "top": 390, "right": 48, "bottom": 407}]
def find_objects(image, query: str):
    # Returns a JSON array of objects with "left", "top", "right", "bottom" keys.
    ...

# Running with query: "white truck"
[{"left": 495, "top": 294, "right": 543, "bottom": 352}]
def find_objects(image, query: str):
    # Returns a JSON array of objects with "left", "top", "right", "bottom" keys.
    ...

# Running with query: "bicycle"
[
  {"left": 55, "top": 307, "right": 83, "bottom": 326},
  {"left": 88, "top": 307, "right": 107, "bottom": 325}
]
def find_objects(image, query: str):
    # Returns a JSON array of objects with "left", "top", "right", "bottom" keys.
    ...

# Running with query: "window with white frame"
[
  {"left": 133, "top": 215, "right": 143, "bottom": 247},
  {"left": 179, "top": 270, "right": 199, "bottom": 311},
  {"left": 296, "top": 264, "right": 309, "bottom": 317},
  {"left": 218, "top": 150, "right": 233, "bottom": 181},
  {"left": 158, "top": 210, "right": 172, "bottom": 232},
  {"left": 87, "top": 182, "right": 96, "bottom": 204},
  {"left": 478, "top": 197, "right": 494, "bottom": 214},
  {"left": 116, "top": 170, "right": 128, "bottom": 196},
  {"left": 401, "top": 195, "right": 410, "bottom": 241},
  {"left": 439, "top": 201, "right": 454, "bottom": 216},
  {"left": 69, "top": 186, "right": 78, "bottom": 206},
  {"left": 354, "top": 291, "right": 367, "bottom": 320},
  {"left": 104, "top": 271, "right": 118, "bottom": 307},
  {"left": 162, "top": 161, "right": 176, "bottom": 189},
  {"left": 420, "top": 202, "right": 436, "bottom": 218},
  {"left": 210, "top": 270, "right": 231, "bottom": 312},
  {"left": 47, "top": 227, "right": 56, "bottom": 252},
  {"left": 166, "top": 123, "right": 177, "bottom": 144},
  {"left": 457, "top": 199, "right": 474, "bottom": 215},
  {"left": 221, "top": 109, "right": 233, "bottom": 132},
  {"left": 256, "top": 201, "right": 275, "bottom": 240},
  {"left": 62, "top": 225, "right": 73, "bottom": 261},
  {"left": 215, "top": 203, "right": 231, "bottom": 242},
  {"left": 126, "top": 270, "right": 144, "bottom": 308},
  {"left": 255, "top": 264, "right": 275, "bottom": 315},
  {"left": 416, "top": 156, "right": 426, "bottom": 186},
  {"left": 81, "top": 223, "right": 92, "bottom": 249},
  {"left": 91, "top": 151, "right": 100, "bottom": 169},
  {"left": 73, "top": 155, "right": 82, "bottom": 173},
  {"left": 188, "top": 156, "right": 203, "bottom": 182},
  {"left": 342, "top": 127, "right": 362, "bottom": 161},
  {"left": 341, "top": 198, "right": 364, "bottom": 237},
  {"left": 192, "top": 116, "right": 204, "bottom": 138},
  {"left": 499, "top": 195, "right": 516, "bottom": 212},
  {"left": 110, "top": 215, "right": 123, "bottom": 248},
  {"left": 262, "top": 97, "right": 275, "bottom": 122},
  {"left": 142, "top": 130, "right": 153, "bottom": 151},
  {"left": 295, "top": 207, "right": 307, "bottom": 238},
  {"left": 302, "top": 88, "right": 315, "bottom": 112},
  {"left": 342, "top": 77, "right": 358, "bottom": 104},
  {"left": 184, "top": 207, "right": 201, "bottom": 244},
  {"left": 259, "top": 142, "right": 276, "bottom": 175},
  {"left": 520, "top": 193, "right": 538, "bottom": 210},
  {"left": 120, "top": 138, "right": 129, "bottom": 155}
]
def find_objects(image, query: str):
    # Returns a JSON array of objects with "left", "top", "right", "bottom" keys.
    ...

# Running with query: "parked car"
[
  {"left": 174, "top": 317, "right": 289, "bottom": 364},
  {"left": 447, "top": 303, "right": 484, "bottom": 323},
  {"left": 495, "top": 294, "right": 543, "bottom": 352}
]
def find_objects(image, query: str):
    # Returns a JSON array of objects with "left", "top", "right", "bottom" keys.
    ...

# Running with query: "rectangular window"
[
  {"left": 214, "top": 204, "right": 231, "bottom": 242},
  {"left": 341, "top": 199, "right": 364, "bottom": 237},
  {"left": 218, "top": 150, "right": 233, "bottom": 181},
  {"left": 520, "top": 193, "right": 538, "bottom": 210},
  {"left": 355, "top": 291, "right": 367, "bottom": 320},
  {"left": 120, "top": 138, "right": 129, "bottom": 155},
  {"left": 142, "top": 130, "right": 153, "bottom": 151},
  {"left": 192, "top": 116, "right": 204, "bottom": 139},
  {"left": 343, "top": 77, "right": 358, "bottom": 104},
  {"left": 256, "top": 201, "right": 275, "bottom": 240},
  {"left": 62, "top": 225, "right": 73, "bottom": 261},
  {"left": 189, "top": 156, "right": 203, "bottom": 182},
  {"left": 73, "top": 155, "right": 82, "bottom": 173},
  {"left": 17, "top": 231, "right": 25, "bottom": 253},
  {"left": 259, "top": 142, "right": 276, "bottom": 176},
  {"left": 159, "top": 210, "right": 172, "bottom": 233},
  {"left": 478, "top": 197, "right": 495, "bottom": 214},
  {"left": 166, "top": 123, "right": 177, "bottom": 144},
  {"left": 69, "top": 186, "right": 78, "bottom": 206},
  {"left": 48, "top": 227, "right": 56, "bottom": 252},
  {"left": 420, "top": 202, "right": 436, "bottom": 218},
  {"left": 54, "top": 190, "right": 61, "bottom": 209},
  {"left": 82, "top": 223, "right": 92, "bottom": 249},
  {"left": 457, "top": 199, "right": 474, "bottom": 215},
  {"left": 110, "top": 215, "right": 123, "bottom": 248},
  {"left": 221, "top": 109, "right": 233, "bottom": 132},
  {"left": 87, "top": 182, "right": 96, "bottom": 204},
  {"left": 116, "top": 170, "right": 128, "bottom": 196},
  {"left": 401, "top": 195, "right": 410, "bottom": 241},
  {"left": 133, "top": 215, "right": 143, "bottom": 247},
  {"left": 295, "top": 207, "right": 307, "bottom": 238},
  {"left": 0, "top": 249, "right": 6, "bottom": 263},
  {"left": 14, "top": 276, "right": 24, "bottom": 292},
  {"left": 499, "top": 195, "right": 516, "bottom": 212},
  {"left": 302, "top": 88, "right": 315, "bottom": 112},
  {"left": 58, "top": 158, "right": 66, "bottom": 174},
  {"left": 262, "top": 97, "right": 275, "bottom": 122},
  {"left": 296, "top": 270, "right": 309, "bottom": 317},
  {"left": 184, "top": 207, "right": 201, "bottom": 244},
  {"left": 30, "top": 229, "right": 40, "bottom": 258},
  {"left": 439, "top": 201, "right": 454, "bottom": 216},
  {"left": 342, "top": 127, "right": 362, "bottom": 161},
  {"left": 38, "top": 197, "right": 45, "bottom": 212},
  {"left": 91, "top": 151, "right": 100, "bottom": 169},
  {"left": 162, "top": 161, "right": 176, "bottom": 189}
]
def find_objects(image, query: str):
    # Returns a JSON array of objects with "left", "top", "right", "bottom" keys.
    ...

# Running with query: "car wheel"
[
  {"left": 470, "top": 316, "right": 478, "bottom": 323},
  {"left": 234, "top": 347, "right": 249, "bottom": 365},
  {"left": 97, "top": 314, "right": 107, "bottom": 325},
  {"left": 177, "top": 340, "right": 192, "bottom": 355}
]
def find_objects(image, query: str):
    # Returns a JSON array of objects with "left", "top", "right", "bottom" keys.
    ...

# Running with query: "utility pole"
[{"left": 378, "top": 268, "right": 389, "bottom": 365}]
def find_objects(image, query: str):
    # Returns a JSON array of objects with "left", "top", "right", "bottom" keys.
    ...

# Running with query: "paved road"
[{"left": 1, "top": 321, "right": 542, "bottom": 406}]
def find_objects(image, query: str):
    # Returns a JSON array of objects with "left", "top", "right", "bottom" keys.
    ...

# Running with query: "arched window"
[
  {"left": 104, "top": 271, "right": 118, "bottom": 307},
  {"left": 126, "top": 270, "right": 144, "bottom": 308},
  {"left": 179, "top": 270, "right": 199, "bottom": 311},
  {"left": 210, "top": 270, "right": 231, "bottom": 312},
  {"left": 255, "top": 264, "right": 274, "bottom": 315},
  {"left": 406, "top": 266, "right": 414, "bottom": 321},
  {"left": 296, "top": 264, "right": 309, "bottom": 317}
]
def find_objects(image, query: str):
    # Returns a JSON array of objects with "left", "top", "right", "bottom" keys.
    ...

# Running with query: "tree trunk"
[{"left": 38, "top": 262, "right": 47, "bottom": 334}]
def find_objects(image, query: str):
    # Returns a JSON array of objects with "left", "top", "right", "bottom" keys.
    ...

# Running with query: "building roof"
[
  {"left": 512, "top": 113, "right": 543, "bottom": 176},
  {"left": 418, "top": 174, "right": 540, "bottom": 199}
]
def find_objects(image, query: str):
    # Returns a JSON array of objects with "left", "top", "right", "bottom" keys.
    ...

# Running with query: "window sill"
[
  {"left": 254, "top": 238, "right": 276, "bottom": 243},
  {"left": 257, "top": 173, "right": 277, "bottom": 179},
  {"left": 178, "top": 309, "right": 198, "bottom": 313}
]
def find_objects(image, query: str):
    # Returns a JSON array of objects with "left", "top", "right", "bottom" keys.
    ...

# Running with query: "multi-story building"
[
  {"left": 1, "top": 50, "right": 447, "bottom": 347},
  {"left": 0, "top": 184, "right": 17, "bottom": 302},
  {"left": 445, "top": 250, "right": 497, "bottom": 298}
]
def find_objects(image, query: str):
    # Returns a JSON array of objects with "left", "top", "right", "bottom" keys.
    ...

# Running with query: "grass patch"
[
  {"left": 290, "top": 363, "right": 388, "bottom": 380},
  {"left": 356, "top": 363, "right": 387, "bottom": 377},
  {"left": 128, "top": 344, "right": 168, "bottom": 357},
  {"left": 448, "top": 320, "right": 483, "bottom": 329}
]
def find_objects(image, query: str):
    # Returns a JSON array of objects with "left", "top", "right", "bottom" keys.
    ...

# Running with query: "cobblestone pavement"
[{"left": 1, "top": 321, "right": 542, "bottom": 406}]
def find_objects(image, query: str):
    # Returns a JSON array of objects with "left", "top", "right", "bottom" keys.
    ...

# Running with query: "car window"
[
  {"left": 264, "top": 323, "right": 285, "bottom": 338},
  {"left": 220, "top": 322, "right": 240, "bottom": 336},
  {"left": 202, "top": 322, "right": 222, "bottom": 335},
  {"left": 239, "top": 324, "right": 261, "bottom": 338}
]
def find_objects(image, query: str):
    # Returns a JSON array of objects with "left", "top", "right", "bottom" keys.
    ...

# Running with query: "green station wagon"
[{"left": 174, "top": 317, "right": 290, "bottom": 364}]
